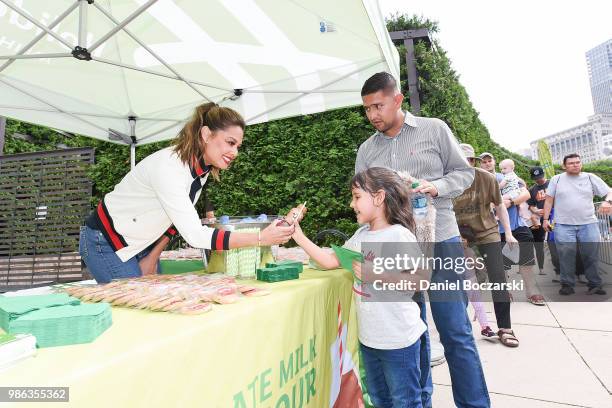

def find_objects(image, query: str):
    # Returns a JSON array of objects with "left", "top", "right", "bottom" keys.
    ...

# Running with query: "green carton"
[
  {"left": 9, "top": 303, "right": 112, "bottom": 348},
  {"left": 0, "top": 294, "right": 80, "bottom": 332},
  {"left": 265, "top": 260, "right": 303, "bottom": 273},
  {"left": 256, "top": 266, "right": 300, "bottom": 282}
]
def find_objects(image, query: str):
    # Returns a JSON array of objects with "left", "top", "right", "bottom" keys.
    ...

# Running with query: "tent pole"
[
  {"left": 0, "top": 53, "right": 71, "bottom": 60},
  {"left": 78, "top": 0, "right": 88, "bottom": 48},
  {"left": 0, "top": 116, "right": 6, "bottom": 156},
  {"left": 130, "top": 144, "right": 136, "bottom": 169},
  {"left": 129, "top": 116, "right": 137, "bottom": 169}
]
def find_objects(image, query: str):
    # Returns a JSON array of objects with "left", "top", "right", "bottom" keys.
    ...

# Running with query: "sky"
[{"left": 379, "top": 0, "right": 612, "bottom": 152}]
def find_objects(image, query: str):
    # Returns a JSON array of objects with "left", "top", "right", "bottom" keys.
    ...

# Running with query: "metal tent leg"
[{"left": 130, "top": 144, "right": 136, "bottom": 169}]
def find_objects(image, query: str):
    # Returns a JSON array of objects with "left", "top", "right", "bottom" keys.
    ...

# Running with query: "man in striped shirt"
[{"left": 356, "top": 72, "right": 489, "bottom": 408}]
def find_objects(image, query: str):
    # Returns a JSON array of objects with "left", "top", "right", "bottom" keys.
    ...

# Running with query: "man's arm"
[
  {"left": 495, "top": 203, "right": 517, "bottom": 244},
  {"left": 428, "top": 121, "right": 475, "bottom": 198},
  {"left": 542, "top": 195, "right": 555, "bottom": 231},
  {"left": 354, "top": 143, "right": 368, "bottom": 174},
  {"left": 503, "top": 187, "right": 530, "bottom": 208},
  {"left": 589, "top": 173, "right": 612, "bottom": 214},
  {"left": 599, "top": 190, "right": 612, "bottom": 215}
]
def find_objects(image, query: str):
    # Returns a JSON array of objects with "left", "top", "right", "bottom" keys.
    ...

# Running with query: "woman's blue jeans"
[{"left": 79, "top": 226, "right": 159, "bottom": 283}]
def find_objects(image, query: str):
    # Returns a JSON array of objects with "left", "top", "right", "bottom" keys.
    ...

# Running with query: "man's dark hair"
[
  {"left": 361, "top": 72, "right": 397, "bottom": 96},
  {"left": 563, "top": 153, "right": 580, "bottom": 165}
]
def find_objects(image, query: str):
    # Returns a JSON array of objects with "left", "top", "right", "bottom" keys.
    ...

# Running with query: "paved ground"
[{"left": 430, "top": 257, "right": 612, "bottom": 408}]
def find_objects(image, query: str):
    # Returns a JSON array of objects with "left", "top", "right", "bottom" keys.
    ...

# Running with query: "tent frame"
[{"left": 0, "top": 0, "right": 378, "bottom": 166}]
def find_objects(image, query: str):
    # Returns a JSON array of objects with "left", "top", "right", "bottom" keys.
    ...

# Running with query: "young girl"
[
  {"left": 461, "top": 239, "right": 497, "bottom": 340},
  {"left": 292, "top": 167, "right": 427, "bottom": 408}
]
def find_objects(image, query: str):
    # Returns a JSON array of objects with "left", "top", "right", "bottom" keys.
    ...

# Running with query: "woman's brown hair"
[
  {"left": 172, "top": 102, "right": 245, "bottom": 180},
  {"left": 351, "top": 167, "right": 416, "bottom": 232}
]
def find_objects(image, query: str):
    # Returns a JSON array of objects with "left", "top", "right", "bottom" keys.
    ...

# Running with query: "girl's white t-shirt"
[{"left": 344, "top": 224, "right": 427, "bottom": 350}]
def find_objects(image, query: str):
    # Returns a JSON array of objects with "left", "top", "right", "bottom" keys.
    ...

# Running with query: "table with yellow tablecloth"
[{"left": 0, "top": 268, "right": 365, "bottom": 408}]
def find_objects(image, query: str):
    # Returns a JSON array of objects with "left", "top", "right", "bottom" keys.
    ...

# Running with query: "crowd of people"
[
  {"left": 290, "top": 72, "right": 611, "bottom": 408},
  {"left": 79, "top": 71, "right": 611, "bottom": 408}
]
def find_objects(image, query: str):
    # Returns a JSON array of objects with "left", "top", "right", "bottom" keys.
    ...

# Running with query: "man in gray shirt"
[
  {"left": 357, "top": 72, "right": 488, "bottom": 408},
  {"left": 543, "top": 153, "right": 611, "bottom": 295}
]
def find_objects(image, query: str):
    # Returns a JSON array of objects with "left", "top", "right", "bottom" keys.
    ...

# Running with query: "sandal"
[
  {"left": 498, "top": 329, "right": 519, "bottom": 348},
  {"left": 527, "top": 294, "right": 545, "bottom": 306}
]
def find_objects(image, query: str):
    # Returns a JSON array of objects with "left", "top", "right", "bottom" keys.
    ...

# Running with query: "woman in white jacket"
[{"left": 79, "top": 102, "right": 294, "bottom": 283}]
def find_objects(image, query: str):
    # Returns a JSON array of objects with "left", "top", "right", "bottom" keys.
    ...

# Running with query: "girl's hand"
[
  {"left": 284, "top": 204, "right": 308, "bottom": 224},
  {"left": 291, "top": 220, "right": 305, "bottom": 241}
]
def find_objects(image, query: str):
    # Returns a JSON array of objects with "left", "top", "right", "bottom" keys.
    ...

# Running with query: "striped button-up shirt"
[{"left": 355, "top": 111, "right": 474, "bottom": 242}]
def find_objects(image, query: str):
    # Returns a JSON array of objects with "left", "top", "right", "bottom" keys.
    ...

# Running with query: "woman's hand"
[
  {"left": 260, "top": 222, "right": 294, "bottom": 246},
  {"left": 138, "top": 253, "right": 159, "bottom": 276}
]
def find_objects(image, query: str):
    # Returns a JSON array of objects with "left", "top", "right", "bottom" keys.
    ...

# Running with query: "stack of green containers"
[
  {"left": 0, "top": 294, "right": 112, "bottom": 348},
  {"left": 257, "top": 261, "right": 303, "bottom": 282},
  {"left": 0, "top": 294, "right": 79, "bottom": 331}
]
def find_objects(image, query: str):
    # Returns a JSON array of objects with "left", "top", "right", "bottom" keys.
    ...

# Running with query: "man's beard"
[{"left": 375, "top": 121, "right": 393, "bottom": 134}]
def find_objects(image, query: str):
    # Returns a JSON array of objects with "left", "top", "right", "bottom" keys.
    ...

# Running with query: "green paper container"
[
  {"left": 9, "top": 303, "right": 112, "bottom": 348},
  {"left": 265, "top": 261, "right": 303, "bottom": 273},
  {"left": 0, "top": 294, "right": 80, "bottom": 332}
]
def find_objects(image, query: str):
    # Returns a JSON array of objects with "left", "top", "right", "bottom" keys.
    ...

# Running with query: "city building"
[
  {"left": 530, "top": 114, "right": 612, "bottom": 164},
  {"left": 586, "top": 39, "right": 612, "bottom": 114},
  {"left": 530, "top": 39, "right": 611, "bottom": 164}
]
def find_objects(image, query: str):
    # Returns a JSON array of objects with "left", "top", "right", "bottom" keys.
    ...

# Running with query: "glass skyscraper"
[{"left": 586, "top": 39, "right": 612, "bottom": 114}]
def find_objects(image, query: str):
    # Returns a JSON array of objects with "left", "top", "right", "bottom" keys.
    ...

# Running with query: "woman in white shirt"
[{"left": 80, "top": 102, "right": 294, "bottom": 283}]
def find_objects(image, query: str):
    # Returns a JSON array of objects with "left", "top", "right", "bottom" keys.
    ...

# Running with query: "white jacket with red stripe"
[{"left": 99, "top": 147, "right": 227, "bottom": 262}]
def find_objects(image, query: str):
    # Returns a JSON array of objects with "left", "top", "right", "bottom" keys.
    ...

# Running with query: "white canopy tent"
[{"left": 0, "top": 0, "right": 399, "bottom": 166}]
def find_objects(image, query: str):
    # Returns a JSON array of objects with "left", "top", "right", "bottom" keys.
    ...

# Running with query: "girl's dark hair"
[{"left": 350, "top": 167, "right": 416, "bottom": 232}]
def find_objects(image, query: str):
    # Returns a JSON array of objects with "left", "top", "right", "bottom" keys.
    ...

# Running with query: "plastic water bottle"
[{"left": 411, "top": 182, "right": 428, "bottom": 219}]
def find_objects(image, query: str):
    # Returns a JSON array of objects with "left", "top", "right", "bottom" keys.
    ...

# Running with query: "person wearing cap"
[
  {"left": 527, "top": 167, "right": 560, "bottom": 278},
  {"left": 479, "top": 152, "right": 496, "bottom": 174},
  {"left": 479, "top": 152, "right": 545, "bottom": 306},
  {"left": 453, "top": 144, "right": 519, "bottom": 347}
]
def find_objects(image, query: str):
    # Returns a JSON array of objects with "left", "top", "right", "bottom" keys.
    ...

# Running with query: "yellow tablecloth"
[{"left": 0, "top": 269, "right": 364, "bottom": 407}]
